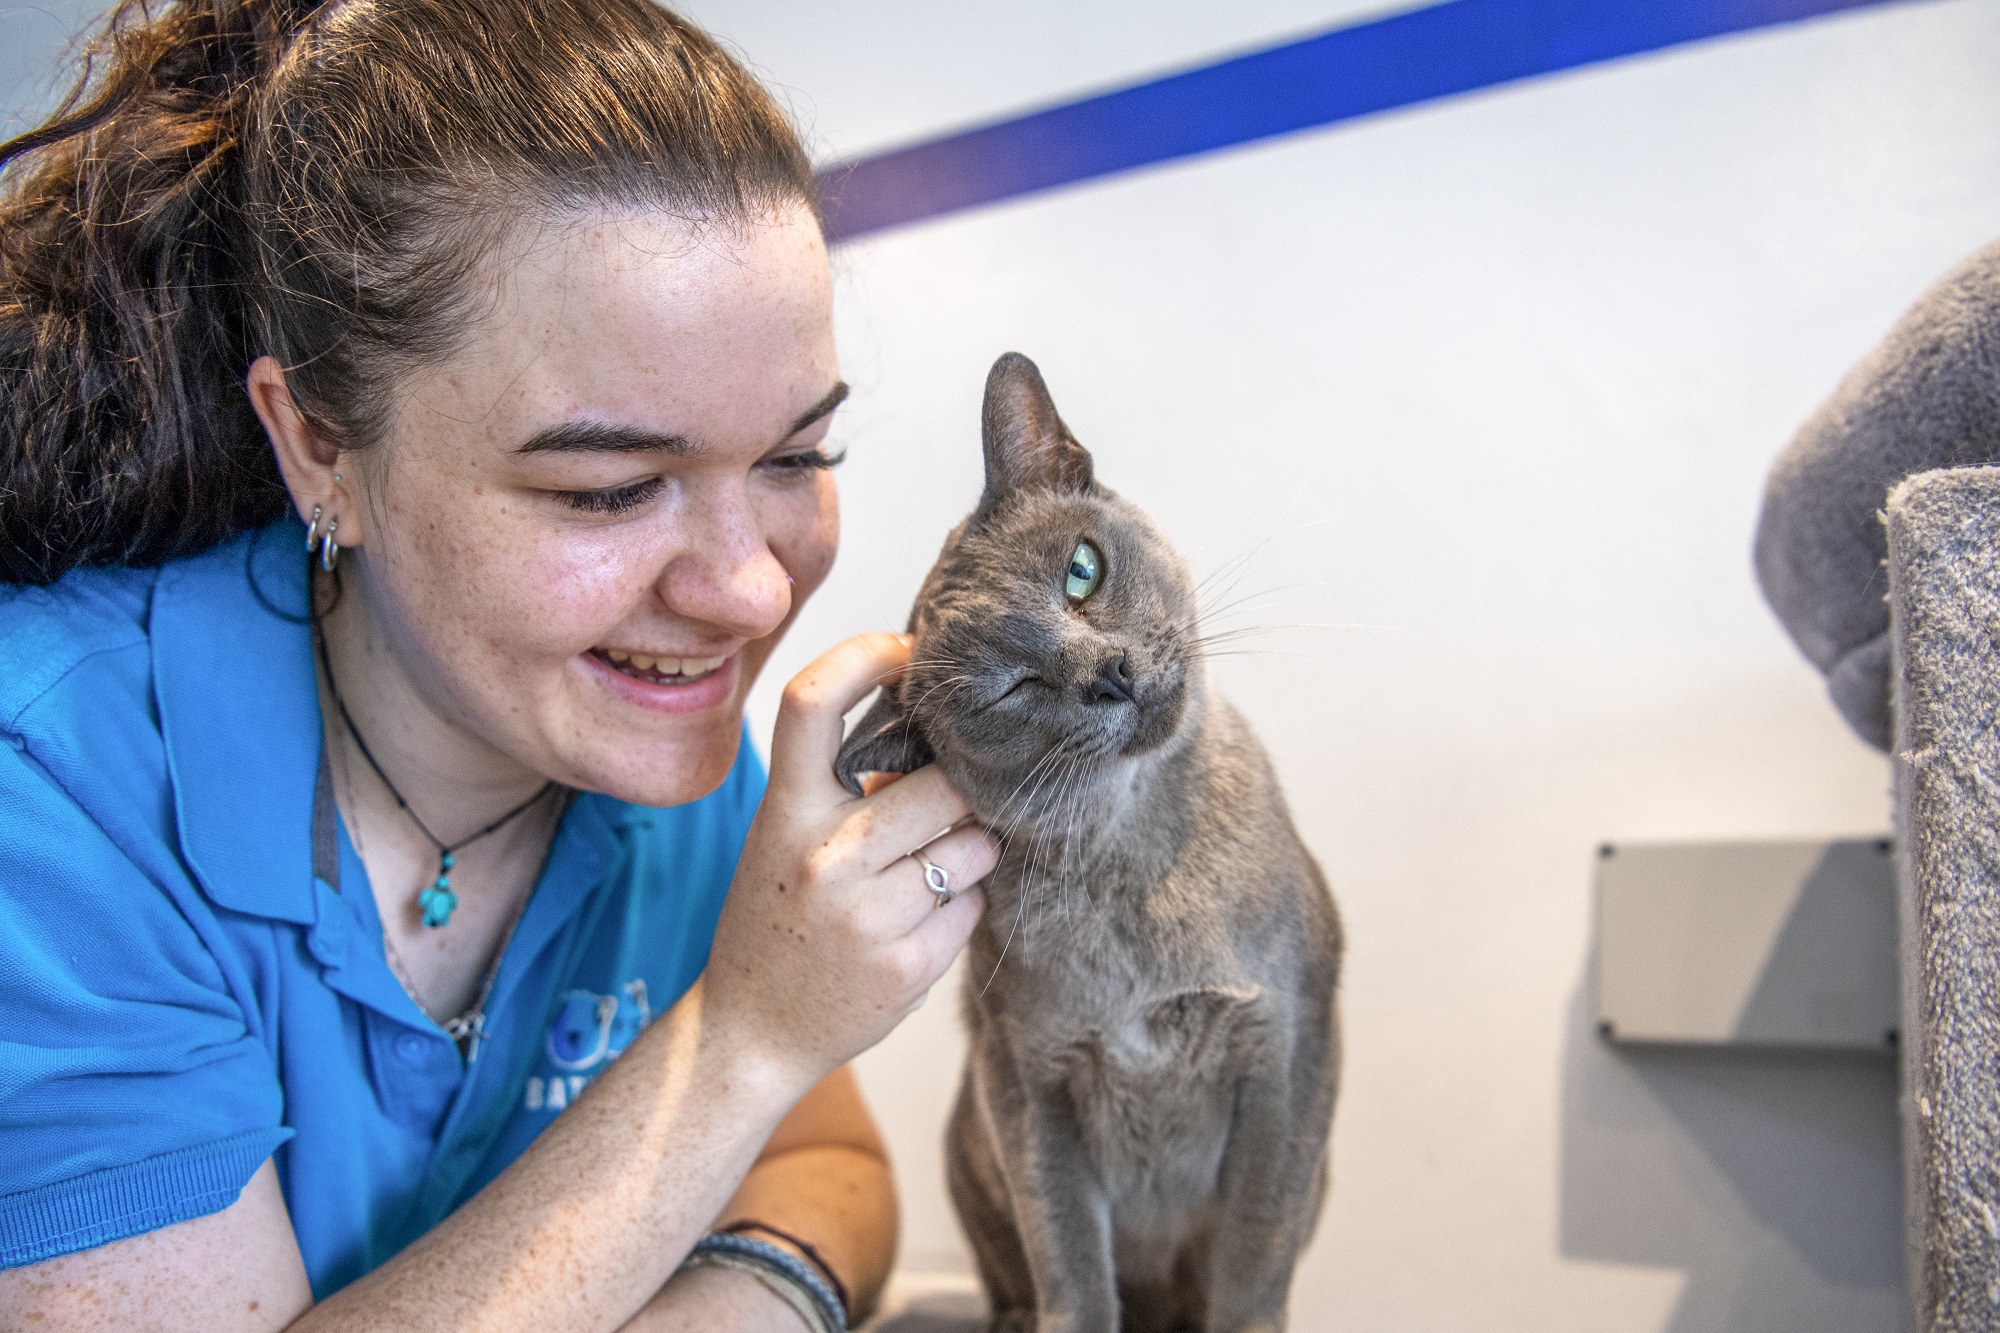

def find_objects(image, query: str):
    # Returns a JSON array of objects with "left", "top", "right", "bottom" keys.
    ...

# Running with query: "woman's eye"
[
  {"left": 761, "top": 447, "right": 847, "bottom": 475},
  {"left": 1065, "top": 541, "right": 1102, "bottom": 601},
  {"left": 557, "top": 478, "right": 662, "bottom": 514}
]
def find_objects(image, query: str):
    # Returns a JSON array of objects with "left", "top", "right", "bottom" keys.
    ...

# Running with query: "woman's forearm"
[
  {"left": 295, "top": 979, "right": 804, "bottom": 1333},
  {"left": 622, "top": 1265, "right": 813, "bottom": 1333}
]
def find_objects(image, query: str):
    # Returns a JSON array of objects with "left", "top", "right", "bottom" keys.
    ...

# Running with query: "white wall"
[
  {"left": 680, "top": 2, "right": 2000, "bottom": 1328},
  {"left": 0, "top": 1, "right": 98, "bottom": 140}
]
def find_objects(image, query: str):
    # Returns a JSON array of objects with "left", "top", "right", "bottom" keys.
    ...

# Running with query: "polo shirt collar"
[{"left": 153, "top": 524, "right": 322, "bottom": 924}]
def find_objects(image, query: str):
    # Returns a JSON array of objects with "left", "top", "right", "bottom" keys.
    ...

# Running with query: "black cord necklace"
[{"left": 312, "top": 626, "right": 557, "bottom": 928}]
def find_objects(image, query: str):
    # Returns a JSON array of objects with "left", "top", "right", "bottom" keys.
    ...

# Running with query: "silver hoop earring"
[
  {"left": 305, "top": 504, "right": 324, "bottom": 549},
  {"left": 318, "top": 516, "right": 340, "bottom": 571}
]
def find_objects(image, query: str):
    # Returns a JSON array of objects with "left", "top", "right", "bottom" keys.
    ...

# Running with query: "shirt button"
[{"left": 395, "top": 1031, "right": 432, "bottom": 1067}]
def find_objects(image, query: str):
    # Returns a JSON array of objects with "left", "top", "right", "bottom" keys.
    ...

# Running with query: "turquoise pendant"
[{"left": 418, "top": 852, "right": 457, "bottom": 927}]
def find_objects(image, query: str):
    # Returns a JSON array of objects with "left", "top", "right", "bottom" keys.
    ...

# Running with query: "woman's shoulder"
[
  {"left": 2, "top": 523, "right": 321, "bottom": 921},
  {"left": 0, "top": 525, "right": 313, "bottom": 806},
  {"left": 0, "top": 562, "right": 164, "bottom": 738}
]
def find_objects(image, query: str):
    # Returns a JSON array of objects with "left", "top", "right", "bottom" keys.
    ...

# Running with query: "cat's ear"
[
  {"left": 980, "top": 352, "right": 1093, "bottom": 507},
  {"left": 833, "top": 687, "right": 937, "bottom": 797}
]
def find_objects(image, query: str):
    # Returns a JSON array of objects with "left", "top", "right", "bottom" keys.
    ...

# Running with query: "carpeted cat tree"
[
  {"left": 1887, "top": 467, "right": 2000, "bottom": 1330},
  {"left": 1758, "top": 237, "right": 2000, "bottom": 1331}
]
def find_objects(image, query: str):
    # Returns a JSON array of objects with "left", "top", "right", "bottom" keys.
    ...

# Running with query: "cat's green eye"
[{"left": 1065, "top": 541, "right": 1102, "bottom": 601}]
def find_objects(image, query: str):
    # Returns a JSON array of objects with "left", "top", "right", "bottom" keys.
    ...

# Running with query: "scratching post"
[{"left": 1888, "top": 465, "right": 2000, "bottom": 1331}]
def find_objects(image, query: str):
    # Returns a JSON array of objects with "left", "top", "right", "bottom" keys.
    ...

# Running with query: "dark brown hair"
[{"left": 0, "top": 0, "right": 817, "bottom": 585}]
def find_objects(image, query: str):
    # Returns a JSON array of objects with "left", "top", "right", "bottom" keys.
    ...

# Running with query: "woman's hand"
[{"left": 705, "top": 632, "right": 996, "bottom": 1092}]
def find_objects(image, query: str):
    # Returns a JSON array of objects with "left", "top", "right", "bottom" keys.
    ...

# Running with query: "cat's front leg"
[
  {"left": 970, "top": 1024, "right": 1119, "bottom": 1333},
  {"left": 947, "top": 1071, "right": 1036, "bottom": 1330},
  {"left": 1200, "top": 1067, "right": 1337, "bottom": 1333}
]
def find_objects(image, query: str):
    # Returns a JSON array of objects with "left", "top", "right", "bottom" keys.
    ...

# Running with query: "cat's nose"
[{"left": 1085, "top": 653, "right": 1134, "bottom": 705}]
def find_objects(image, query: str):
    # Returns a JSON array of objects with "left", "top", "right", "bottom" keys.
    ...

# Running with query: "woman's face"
[{"left": 337, "top": 205, "right": 838, "bottom": 806}]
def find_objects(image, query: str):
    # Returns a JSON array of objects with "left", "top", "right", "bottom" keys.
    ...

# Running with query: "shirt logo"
[{"left": 523, "top": 979, "right": 650, "bottom": 1113}]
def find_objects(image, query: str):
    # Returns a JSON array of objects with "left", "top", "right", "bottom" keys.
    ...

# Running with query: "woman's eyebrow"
[
  {"left": 787, "top": 381, "right": 849, "bottom": 437},
  {"left": 515, "top": 385, "right": 847, "bottom": 455},
  {"left": 516, "top": 421, "right": 698, "bottom": 455}
]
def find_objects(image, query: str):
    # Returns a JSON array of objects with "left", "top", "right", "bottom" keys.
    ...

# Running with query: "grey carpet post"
[
  {"left": 1888, "top": 465, "right": 2000, "bottom": 1331},
  {"left": 1756, "top": 237, "right": 2000, "bottom": 751}
]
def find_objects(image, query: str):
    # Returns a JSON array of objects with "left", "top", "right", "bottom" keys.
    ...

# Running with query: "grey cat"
[{"left": 836, "top": 354, "right": 1343, "bottom": 1333}]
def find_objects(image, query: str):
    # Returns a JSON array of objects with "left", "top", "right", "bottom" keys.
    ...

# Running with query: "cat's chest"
[
  {"left": 1031, "top": 983, "right": 1269, "bottom": 1188},
  {"left": 1052, "top": 983, "right": 1267, "bottom": 1081}
]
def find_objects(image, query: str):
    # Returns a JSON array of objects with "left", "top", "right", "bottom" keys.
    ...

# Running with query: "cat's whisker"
[
  {"left": 1184, "top": 606, "right": 1293, "bottom": 646},
  {"left": 1185, "top": 516, "right": 1346, "bottom": 602},
  {"left": 1024, "top": 754, "right": 1076, "bottom": 936},
  {"left": 1020, "top": 784, "right": 1060, "bottom": 952},
  {"left": 1012, "top": 746, "right": 1082, "bottom": 849},
  {"left": 1187, "top": 527, "right": 1294, "bottom": 603},
  {"left": 1052, "top": 752, "right": 1089, "bottom": 927},
  {"left": 1200, "top": 617, "right": 1381, "bottom": 632},
  {"left": 1188, "top": 581, "right": 1364, "bottom": 645},
  {"left": 1193, "top": 650, "right": 1330, "bottom": 666},
  {"left": 988, "top": 742, "right": 1072, "bottom": 841},
  {"left": 1184, "top": 621, "right": 1389, "bottom": 660},
  {"left": 981, "top": 746, "right": 1084, "bottom": 989},
  {"left": 909, "top": 672, "right": 973, "bottom": 715},
  {"left": 982, "top": 805, "right": 1054, "bottom": 995},
  {"left": 1024, "top": 756, "right": 1088, "bottom": 944},
  {"left": 1188, "top": 629, "right": 1291, "bottom": 653},
  {"left": 1192, "top": 583, "right": 1320, "bottom": 625},
  {"left": 861, "top": 658, "right": 951, "bottom": 689},
  {"left": 1186, "top": 613, "right": 1394, "bottom": 643},
  {"left": 899, "top": 673, "right": 984, "bottom": 758},
  {"left": 1190, "top": 543, "right": 1334, "bottom": 624},
  {"left": 1034, "top": 750, "right": 1093, "bottom": 940}
]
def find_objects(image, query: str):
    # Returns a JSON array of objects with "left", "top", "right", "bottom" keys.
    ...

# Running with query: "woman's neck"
[
  {"left": 315, "top": 561, "right": 566, "bottom": 1023},
  {"left": 316, "top": 565, "right": 552, "bottom": 831}
]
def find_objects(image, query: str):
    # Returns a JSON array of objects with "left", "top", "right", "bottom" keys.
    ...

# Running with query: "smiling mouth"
[{"left": 592, "top": 648, "right": 730, "bottom": 686}]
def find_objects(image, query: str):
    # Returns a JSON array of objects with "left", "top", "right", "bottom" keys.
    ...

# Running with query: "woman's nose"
[{"left": 652, "top": 485, "right": 791, "bottom": 638}]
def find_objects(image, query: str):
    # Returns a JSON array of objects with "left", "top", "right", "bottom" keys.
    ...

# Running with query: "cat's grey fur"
[{"left": 836, "top": 354, "right": 1343, "bottom": 1333}]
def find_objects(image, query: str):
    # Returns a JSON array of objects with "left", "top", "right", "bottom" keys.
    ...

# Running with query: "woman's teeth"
[{"left": 602, "top": 649, "right": 728, "bottom": 682}]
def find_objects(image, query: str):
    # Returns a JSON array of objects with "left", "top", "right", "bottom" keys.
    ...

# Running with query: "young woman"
[{"left": 0, "top": 1, "right": 995, "bottom": 1328}]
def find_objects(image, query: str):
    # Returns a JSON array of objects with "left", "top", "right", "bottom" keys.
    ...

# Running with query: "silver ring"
[{"left": 914, "top": 853, "right": 953, "bottom": 909}]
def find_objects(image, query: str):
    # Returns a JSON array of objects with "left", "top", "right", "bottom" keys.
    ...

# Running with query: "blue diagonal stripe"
[{"left": 819, "top": 0, "right": 1911, "bottom": 242}]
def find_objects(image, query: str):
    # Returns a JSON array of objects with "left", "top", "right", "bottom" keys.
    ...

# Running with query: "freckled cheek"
[
  {"left": 391, "top": 474, "right": 521, "bottom": 596},
  {"left": 771, "top": 483, "right": 840, "bottom": 600},
  {"left": 462, "top": 537, "right": 644, "bottom": 658}
]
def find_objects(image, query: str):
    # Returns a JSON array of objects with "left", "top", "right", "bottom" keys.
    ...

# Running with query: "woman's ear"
[{"left": 249, "top": 355, "right": 364, "bottom": 546}]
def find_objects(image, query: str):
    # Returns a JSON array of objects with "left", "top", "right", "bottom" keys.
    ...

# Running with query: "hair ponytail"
[
  {"left": 0, "top": 0, "right": 817, "bottom": 586},
  {"left": 0, "top": 0, "right": 322, "bottom": 584}
]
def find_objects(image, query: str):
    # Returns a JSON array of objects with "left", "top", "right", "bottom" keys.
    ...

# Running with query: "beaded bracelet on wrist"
[
  {"left": 719, "top": 1218, "right": 853, "bottom": 1324},
  {"left": 679, "top": 1232, "right": 847, "bottom": 1332}
]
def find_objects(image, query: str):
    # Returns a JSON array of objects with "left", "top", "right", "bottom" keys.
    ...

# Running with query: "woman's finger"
[
  {"left": 898, "top": 882, "right": 986, "bottom": 995},
  {"left": 870, "top": 823, "right": 998, "bottom": 933},
  {"left": 768, "top": 632, "right": 910, "bottom": 802},
  {"left": 846, "top": 765, "right": 977, "bottom": 874}
]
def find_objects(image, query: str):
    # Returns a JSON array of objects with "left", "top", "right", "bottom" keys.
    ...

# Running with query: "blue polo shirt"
[{"left": 0, "top": 523, "right": 762, "bottom": 1295}]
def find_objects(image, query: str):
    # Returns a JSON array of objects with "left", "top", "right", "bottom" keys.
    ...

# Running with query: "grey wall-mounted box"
[{"left": 1595, "top": 838, "right": 1897, "bottom": 1052}]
